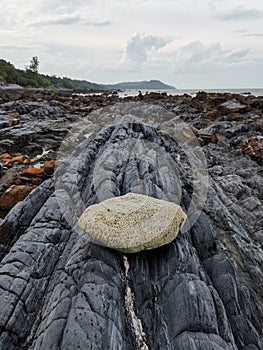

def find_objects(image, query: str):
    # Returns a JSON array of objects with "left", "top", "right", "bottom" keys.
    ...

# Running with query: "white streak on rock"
[{"left": 123, "top": 255, "right": 149, "bottom": 350}]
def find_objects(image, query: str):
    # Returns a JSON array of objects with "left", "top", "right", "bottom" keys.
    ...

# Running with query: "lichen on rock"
[{"left": 78, "top": 192, "right": 186, "bottom": 253}]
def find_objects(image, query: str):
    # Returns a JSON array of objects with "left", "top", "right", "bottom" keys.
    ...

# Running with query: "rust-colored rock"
[
  {"left": 8, "top": 118, "right": 20, "bottom": 127},
  {"left": 242, "top": 137, "right": 263, "bottom": 165},
  {"left": 0, "top": 185, "right": 36, "bottom": 210},
  {"left": 12, "top": 156, "right": 24, "bottom": 164},
  {"left": 0, "top": 153, "right": 11, "bottom": 160},
  {"left": 44, "top": 160, "right": 58, "bottom": 175},
  {"left": 21, "top": 167, "right": 46, "bottom": 178}
]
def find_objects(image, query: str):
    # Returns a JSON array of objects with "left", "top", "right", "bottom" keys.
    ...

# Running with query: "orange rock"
[
  {"left": 23, "top": 159, "right": 30, "bottom": 165},
  {"left": 0, "top": 185, "right": 36, "bottom": 210},
  {"left": 21, "top": 167, "right": 46, "bottom": 178},
  {"left": 12, "top": 156, "right": 24, "bottom": 164},
  {"left": 44, "top": 160, "right": 58, "bottom": 175},
  {"left": 8, "top": 118, "right": 20, "bottom": 127},
  {"left": 44, "top": 160, "right": 58, "bottom": 168},
  {"left": 0, "top": 153, "right": 11, "bottom": 159}
]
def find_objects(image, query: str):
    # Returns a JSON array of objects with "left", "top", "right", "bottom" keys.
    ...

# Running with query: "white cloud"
[
  {"left": 28, "top": 13, "right": 83, "bottom": 26},
  {"left": 123, "top": 33, "right": 173, "bottom": 67},
  {"left": 171, "top": 41, "right": 250, "bottom": 73},
  {"left": 0, "top": 0, "right": 262, "bottom": 88},
  {"left": 27, "top": 12, "right": 112, "bottom": 27},
  {"left": 216, "top": 6, "right": 263, "bottom": 21},
  {"left": 243, "top": 33, "right": 263, "bottom": 37},
  {"left": 39, "top": 0, "right": 96, "bottom": 14}
]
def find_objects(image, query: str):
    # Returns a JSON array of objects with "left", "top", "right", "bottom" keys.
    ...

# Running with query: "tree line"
[{"left": 0, "top": 57, "right": 102, "bottom": 90}]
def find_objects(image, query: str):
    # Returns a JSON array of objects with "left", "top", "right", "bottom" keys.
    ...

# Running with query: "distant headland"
[{"left": 104, "top": 80, "right": 175, "bottom": 90}]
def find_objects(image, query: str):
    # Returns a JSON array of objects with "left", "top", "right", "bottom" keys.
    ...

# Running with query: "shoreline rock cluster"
[
  {"left": 0, "top": 88, "right": 262, "bottom": 349},
  {"left": 0, "top": 89, "right": 262, "bottom": 218}
]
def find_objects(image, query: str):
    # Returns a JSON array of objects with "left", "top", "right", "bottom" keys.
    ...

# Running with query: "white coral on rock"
[{"left": 78, "top": 193, "right": 186, "bottom": 253}]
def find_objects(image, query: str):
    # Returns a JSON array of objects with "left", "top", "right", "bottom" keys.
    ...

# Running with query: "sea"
[{"left": 117, "top": 88, "right": 263, "bottom": 98}]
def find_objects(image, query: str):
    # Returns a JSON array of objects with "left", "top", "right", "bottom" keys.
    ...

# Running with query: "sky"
[{"left": 0, "top": 0, "right": 263, "bottom": 88}]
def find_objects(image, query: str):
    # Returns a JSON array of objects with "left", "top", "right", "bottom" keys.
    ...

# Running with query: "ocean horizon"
[{"left": 118, "top": 88, "right": 263, "bottom": 98}]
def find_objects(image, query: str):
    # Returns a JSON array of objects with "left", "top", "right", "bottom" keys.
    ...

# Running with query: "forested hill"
[
  {"left": 105, "top": 80, "right": 175, "bottom": 90},
  {"left": 0, "top": 59, "right": 102, "bottom": 90},
  {"left": 0, "top": 59, "right": 175, "bottom": 90}
]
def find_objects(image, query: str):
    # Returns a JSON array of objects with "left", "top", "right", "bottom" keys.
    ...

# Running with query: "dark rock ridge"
[{"left": 0, "top": 100, "right": 262, "bottom": 350}]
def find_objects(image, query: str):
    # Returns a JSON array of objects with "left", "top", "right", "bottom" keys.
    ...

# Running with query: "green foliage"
[
  {"left": 0, "top": 58, "right": 103, "bottom": 90},
  {"left": 16, "top": 69, "right": 53, "bottom": 88},
  {"left": 0, "top": 59, "right": 18, "bottom": 83}
]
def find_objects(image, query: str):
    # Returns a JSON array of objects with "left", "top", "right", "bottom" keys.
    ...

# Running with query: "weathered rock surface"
[
  {"left": 78, "top": 193, "right": 186, "bottom": 253},
  {"left": 0, "top": 91, "right": 262, "bottom": 349},
  {"left": 0, "top": 184, "right": 36, "bottom": 210}
]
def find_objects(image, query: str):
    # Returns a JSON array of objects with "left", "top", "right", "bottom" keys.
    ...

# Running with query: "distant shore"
[{"left": 2, "top": 85, "right": 262, "bottom": 99}]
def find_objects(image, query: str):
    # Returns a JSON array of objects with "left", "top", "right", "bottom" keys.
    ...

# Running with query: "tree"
[{"left": 28, "top": 56, "right": 39, "bottom": 73}]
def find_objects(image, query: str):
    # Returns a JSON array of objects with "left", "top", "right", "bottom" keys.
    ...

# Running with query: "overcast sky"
[{"left": 1, "top": 0, "right": 263, "bottom": 88}]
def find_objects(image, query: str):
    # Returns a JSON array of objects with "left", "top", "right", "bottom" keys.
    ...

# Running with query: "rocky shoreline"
[
  {"left": 0, "top": 88, "right": 262, "bottom": 349},
  {"left": 0, "top": 89, "right": 262, "bottom": 217}
]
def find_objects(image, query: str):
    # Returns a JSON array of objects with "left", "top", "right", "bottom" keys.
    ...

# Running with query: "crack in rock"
[{"left": 123, "top": 255, "right": 149, "bottom": 350}]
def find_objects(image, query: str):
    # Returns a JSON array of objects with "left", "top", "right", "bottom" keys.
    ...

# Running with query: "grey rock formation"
[{"left": 0, "top": 105, "right": 262, "bottom": 349}]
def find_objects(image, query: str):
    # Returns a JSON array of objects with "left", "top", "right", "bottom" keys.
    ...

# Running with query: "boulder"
[
  {"left": 21, "top": 167, "right": 46, "bottom": 178},
  {"left": 0, "top": 184, "right": 36, "bottom": 210},
  {"left": 78, "top": 193, "right": 186, "bottom": 253},
  {"left": 0, "top": 153, "right": 11, "bottom": 160}
]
